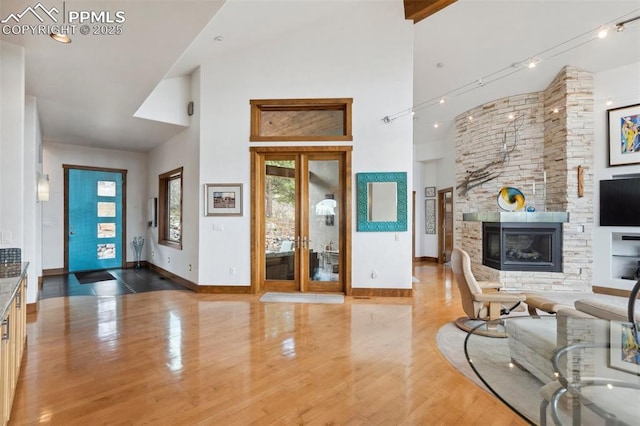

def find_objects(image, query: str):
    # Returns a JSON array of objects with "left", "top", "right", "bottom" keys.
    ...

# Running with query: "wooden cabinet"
[{"left": 0, "top": 270, "right": 27, "bottom": 426}]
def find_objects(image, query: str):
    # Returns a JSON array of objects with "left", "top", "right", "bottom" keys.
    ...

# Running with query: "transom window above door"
[{"left": 250, "top": 98, "right": 353, "bottom": 142}]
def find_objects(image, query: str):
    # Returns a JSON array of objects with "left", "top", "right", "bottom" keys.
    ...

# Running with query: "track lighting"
[
  {"left": 381, "top": 14, "right": 640, "bottom": 124},
  {"left": 597, "top": 26, "right": 609, "bottom": 39}
]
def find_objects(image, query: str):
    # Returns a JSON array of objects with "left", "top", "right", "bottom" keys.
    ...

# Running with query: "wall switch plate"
[{"left": 1, "top": 231, "right": 12, "bottom": 244}]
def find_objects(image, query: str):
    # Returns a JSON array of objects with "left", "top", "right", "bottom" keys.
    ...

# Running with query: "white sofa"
[{"left": 507, "top": 293, "right": 639, "bottom": 384}]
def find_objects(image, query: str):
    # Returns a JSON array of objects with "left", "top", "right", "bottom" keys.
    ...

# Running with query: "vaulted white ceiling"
[
  {"left": 412, "top": 0, "right": 640, "bottom": 144},
  {"left": 2, "top": 0, "right": 639, "bottom": 152}
]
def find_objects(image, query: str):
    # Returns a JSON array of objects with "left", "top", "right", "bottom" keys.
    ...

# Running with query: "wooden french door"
[{"left": 251, "top": 147, "right": 351, "bottom": 294}]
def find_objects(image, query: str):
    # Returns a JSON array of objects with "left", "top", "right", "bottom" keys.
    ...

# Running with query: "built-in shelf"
[{"left": 611, "top": 232, "right": 640, "bottom": 280}]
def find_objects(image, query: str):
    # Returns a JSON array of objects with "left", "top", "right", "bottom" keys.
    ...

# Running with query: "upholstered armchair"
[{"left": 451, "top": 248, "right": 526, "bottom": 334}]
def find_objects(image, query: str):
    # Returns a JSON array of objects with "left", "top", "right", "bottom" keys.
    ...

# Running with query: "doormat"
[
  {"left": 259, "top": 292, "right": 344, "bottom": 304},
  {"left": 75, "top": 270, "right": 116, "bottom": 284}
]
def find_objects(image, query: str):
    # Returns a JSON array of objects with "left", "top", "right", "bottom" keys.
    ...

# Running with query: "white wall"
[
  {"left": 134, "top": 76, "right": 192, "bottom": 126},
  {"left": 184, "top": 1, "right": 414, "bottom": 288},
  {"left": 593, "top": 61, "right": 640, "bottom": 291},
  {"left": 1, "top": 42, "right": 43, "bottom": 304},
  {"left": 23, "top": 96, "right": 43, "bottom": 304},
  {"left": 42, "top": 142, "right": 148, "bottom": 270},
  {"left": 0, "top": 41, "right": 25, "bottom": 251},
  {"left": 146, "top": 68, "right": 201, "bottom": 284}
]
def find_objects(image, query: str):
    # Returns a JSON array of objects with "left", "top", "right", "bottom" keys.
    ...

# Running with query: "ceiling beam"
[{"left": 404, "top": 0, "right": 457, "bottom": 24}]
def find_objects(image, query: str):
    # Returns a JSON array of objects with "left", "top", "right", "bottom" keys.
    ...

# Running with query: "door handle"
[
  {"left": 2, "top": 318, "right": 9, "bottom": 341},
  {"left": 302, "top": 236, "right": 311, "bottom": 249},
  {"left": 295, "top": 236, "right": 300, "bottom": 249}
]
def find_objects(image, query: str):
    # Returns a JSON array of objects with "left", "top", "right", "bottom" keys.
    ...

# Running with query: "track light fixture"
[
  {"left": 597, "top": 26, "right": 609, "bottom": 39},
  {"left": 615, "top": 14, "right": 640, "bottom": 33},
  {"left": 381, "top": 11, "right": 640, "bottom": 124}
]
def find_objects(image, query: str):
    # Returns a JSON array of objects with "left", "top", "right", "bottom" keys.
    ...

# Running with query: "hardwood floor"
[{"left": 10, "top": 263, "right": 526, "bottom": 425}]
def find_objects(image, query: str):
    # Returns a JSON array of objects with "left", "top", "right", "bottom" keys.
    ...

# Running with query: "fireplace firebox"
[{"left": 482, "top": 222, "right": 562, "bottom": 272}]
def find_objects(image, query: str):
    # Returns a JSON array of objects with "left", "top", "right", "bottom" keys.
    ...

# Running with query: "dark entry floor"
[{"left": 40, "top": 267, "right": 190, "bottom": 299}]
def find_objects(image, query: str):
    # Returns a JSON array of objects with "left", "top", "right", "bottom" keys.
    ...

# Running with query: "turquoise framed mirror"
[{"left": 356, "top": 172, "right": 407, "bottom": 231}]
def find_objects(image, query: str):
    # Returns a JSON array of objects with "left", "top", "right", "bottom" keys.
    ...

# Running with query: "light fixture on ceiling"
[
  {"left": 615, "top": 14, "right": 640, "bottom": 32},
  {"left": 439, "top": 97, "right": 445, "bottom": 104},
  {"left": 597, "top": 26, "right": 609, "bottom": 39},
  {"left": 606, "top": 99, "right": 613, "bottom": 106},
  {"left": 433, "top": 122, "right": 439, "bottom": 128},
  {"left": 527, "top": 57, "right": 541, "bottom": 69},
  {"left": 50, "top": 33, "right": 71, "bottom": 44},
  {"left": 37, "top": 173, "right": 50, "bottom": 201}
]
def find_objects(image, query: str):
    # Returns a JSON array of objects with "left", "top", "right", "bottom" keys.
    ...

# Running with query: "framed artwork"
[
  {"left": 425, "top": 186, "right": 436, "bottom": 197},
  {"left": 425, "top": 199, "right": 436, "bottom": 234},
  {"left": 205, "top": 183, "right": 243, "bottom": 216},
  {"left": 609, "top": 321, "right": 640, "bottom": 376},
  {"left": 608, "top": 103, "right": 640, "bottom": 167}
]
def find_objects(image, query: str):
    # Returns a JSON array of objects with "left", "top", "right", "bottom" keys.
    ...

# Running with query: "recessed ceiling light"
[
  {"left": 50, "top": 33, "right": 71, "bottom": 44},
  {"left": 508, "top": 113, "right": 515, "bottom": 120},
  {"left": 552, "top": 107, "right": 559, "bottom": 113},
  {"left": 606, "top": 99, "right": 613, "bottom": 106},
  {"left": 434, "top": 123, "right": 439, "bottom": 128},
  {"left": 468, "top": 115, "right": 473, "bottom": 121},
  {"left": 439, "top": 98, "right": 445, "bottom": 104}
]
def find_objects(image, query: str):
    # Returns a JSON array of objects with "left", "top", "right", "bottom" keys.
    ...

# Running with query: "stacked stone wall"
[{"left": 455, "top": 66, "right": 593, "bottom": 292}]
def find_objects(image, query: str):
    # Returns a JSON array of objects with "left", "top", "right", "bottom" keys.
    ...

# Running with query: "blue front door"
[{"left": 67, "top": 168, "right": 124, "bottom": 272}]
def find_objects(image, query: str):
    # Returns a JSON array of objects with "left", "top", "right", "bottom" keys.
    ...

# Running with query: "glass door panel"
[
  {"left": 264, "top": 159, "right": 298, "bottom": 290},
  {"left": 307, "top": 159, "right": 340, "bottom": 287}
]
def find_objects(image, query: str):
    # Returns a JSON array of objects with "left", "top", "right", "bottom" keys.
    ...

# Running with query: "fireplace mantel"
[{"left": 462, "top": 211, "right": 569, "bottom": 223}]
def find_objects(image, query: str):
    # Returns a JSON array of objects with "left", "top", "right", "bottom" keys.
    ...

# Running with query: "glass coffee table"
[{"left": 464, "top": 316, "right": 640, "bottom": 425}]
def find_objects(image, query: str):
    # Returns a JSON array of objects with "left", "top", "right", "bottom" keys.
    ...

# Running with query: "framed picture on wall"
[
  {"left": 608, "top": 103, "right": 640, "bottom": 166},
  {"left": 609, "top": 321, "right": 640, "bottom": 375},
  {"left": 425, "top": 186, "right": 436, "bottom": 197},
  {"left": 425, "top": 199, "right": 436, "bottom": 234},
  {"left": 205, "top": 183, "right": 243, "bottom": 216}
]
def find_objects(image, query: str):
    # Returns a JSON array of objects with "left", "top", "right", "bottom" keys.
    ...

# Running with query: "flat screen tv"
[{"left": 600, "top": 177, "right": 640, "bottom": 226}]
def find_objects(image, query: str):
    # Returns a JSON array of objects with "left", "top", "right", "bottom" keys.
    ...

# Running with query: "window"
[
  {"left": 158, "top": 167, "right": 183, "bottom": 249},
  {"left": 250, "top": 98, "right": 353, "bottom": 142}
]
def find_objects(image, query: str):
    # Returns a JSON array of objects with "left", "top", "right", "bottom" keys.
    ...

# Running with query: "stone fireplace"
[{"left": 454, "top": 66, "right": 593, "bottom": 292}]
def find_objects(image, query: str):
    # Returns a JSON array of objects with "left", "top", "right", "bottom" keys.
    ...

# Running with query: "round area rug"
[
  {"left": 435, "top": 321, "right": 543, "bottom": 423},
  {"left": 435, "top": 322, "right": 489, "bottom": 391}
]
